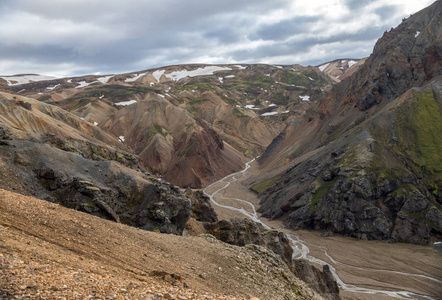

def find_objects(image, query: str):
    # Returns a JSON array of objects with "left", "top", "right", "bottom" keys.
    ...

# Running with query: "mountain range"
[{"left": 0, "top": 1, "right": 441, "bottom": 299}]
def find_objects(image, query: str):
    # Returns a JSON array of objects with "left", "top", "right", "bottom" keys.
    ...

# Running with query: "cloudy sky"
[{"left": 0, "top": 0, "right": 435, "bottom": 77}]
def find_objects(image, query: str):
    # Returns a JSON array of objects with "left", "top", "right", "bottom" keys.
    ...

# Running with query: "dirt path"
[{"left": 204, "top": 160, "right": 442, "bottom": 300}]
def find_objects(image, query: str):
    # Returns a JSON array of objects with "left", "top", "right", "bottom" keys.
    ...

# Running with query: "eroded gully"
[{"left": 203, "top": 159, "right": 441, "bottom": 300}]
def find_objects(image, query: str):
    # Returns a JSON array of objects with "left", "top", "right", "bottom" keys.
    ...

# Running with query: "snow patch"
[
  {"left": 150, "top": 82, "right": 155, "bottom": 86},
  {"left": 299, "top": 95, "right": 310, "bottom": 101},
  {"left": 218, "top": 77, "right": 224, "bottom": 83},
  {"left": 97, "top": 75, "right": 113, "bottom": 84},
  {"left": 234, "top": 65, "right": 247, "bottom": 69},
  {"left": 245, "top": 104, "right": 256, "bottom": 109},
  {"left": 415, "top": 31, "right": 420, "bottom": 38},
  {"left": 158, "top": 94, "right": 166, "bottom": 98},
  {"left": 152, "top": 70, "right": 165, "bottom": 82},
  {"left": 348, "top": 60, "right": 357, "bottom": 67},
  {"left": 75, "top": 81, "right": 88, "bottom": 88},
  {"left": 282, "top": 110, "right": 289, "bottom": 113},
  {"left": 93, "top": 122, "right": 98, "bottom": 126},
  {"left": 434, "top": 241, "right": 441, "bottom": 245},
  {"left": 308, "top": 77, "right": 314, "bottom": 81},
  {"left": 118, "top": 136, "right": 125, "bottom": 142},
  {"left": 165, "top": 66, "right": 232, "bottom": 81},
  {"left": 318, "top": 63, "right": 329, "bottom": 71},
  {"left": 125, "top": 73, "right": 146, "bottom": 82},
  {"left": 76, "top": 81, "right": 98, "bottom": 88},
  {"left": 115, "top": 100, "right": 137, "bottom": 106},
  {"left": 99, "top": 95, "right": 104, "bottom": 99},
  {"left": 225, "top": 75, "right": 235, "bottom": 78},
  {"left": 38, "top": 92, "right": 43, "bottom": 95},
  {"left": 0, "top": 74, "right": 57, "bottom": 86},
  {"left": 262, "top": 112, "right": 278, "bottom": 116},
  {"left": 268, "top": 104, "right": 277, "bottom": 107},
  {"left": 67, "top": 79, "right": 72, "bottom": 83},
  {"left": 46, "top": 84, "right": 60, "bottom": 90}
]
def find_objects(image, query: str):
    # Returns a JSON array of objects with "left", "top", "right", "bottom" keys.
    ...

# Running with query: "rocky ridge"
[{"left": 252, "top": 2, "right": 442, "bottom": 244}]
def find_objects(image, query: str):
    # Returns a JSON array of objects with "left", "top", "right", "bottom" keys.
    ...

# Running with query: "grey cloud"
[
  {"left": 343, "top": 0, "right": 377, "bottom": 11},
  {"left": 0, "top": 0, "right": 434, "bottom": 76},
  {"left": 252, "top": 16, "right": 320, "bottom": 41},
  {"left": 374, "top": 5, "right": 400, "bottom": 20}
]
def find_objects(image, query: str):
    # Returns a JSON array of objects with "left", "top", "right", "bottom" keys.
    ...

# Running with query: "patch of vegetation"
[
  {"left": 189, "top": 106, "right": 198, "bottom": 115},
  {"left": 233, "top": 107, "right": 244, "bottom": 117},
  {"left": 251, "top": 175, "right": 282, "bottom": 194},
  {"left": 276, "top": 69, "right": 330, "bottom": 88},
  {"left": 188, "top": 97, "right": 209, "bottom": 105},
  {"left": 221, "top": 96, "right": 236, "bottom": 105},
  {"left": 180, "top": 142, "right": 194, "bottom": 158},
  {"left": 62, "top": 85, "right": 159, "bottom": 104},
  {"left": 68, "top": 98, "right": 90, "bottom": 111},
  {"left": 177, "top": 77, "right": 218, "bottom": 93},
  {"left": 37, "top": 94, "right": 51, "bottom": 102},
  {"left": 311, "top": 177, "right": 337, "bottom": 213},
  {"left": 272, "top": 92, "right": 289, "bottom": 105},
  {"left": 145, "top": 124, "right": 168, "bottom": 141},
  {"left": 410, "top": 88, "right": 442, "bottom": 170}
]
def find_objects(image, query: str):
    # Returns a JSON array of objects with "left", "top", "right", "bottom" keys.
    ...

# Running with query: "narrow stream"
[{"left": 203, "top": 159, "right": 440, "bottom": 300}]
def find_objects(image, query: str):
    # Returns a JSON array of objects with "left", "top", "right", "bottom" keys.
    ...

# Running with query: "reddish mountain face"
[{"left": 1, "top": 63, "right": 332, "bottom": 188}]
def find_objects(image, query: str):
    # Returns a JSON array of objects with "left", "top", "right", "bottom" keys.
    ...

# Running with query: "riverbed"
[{"left": 203, "top": 160, "right": 442, "bottom": 300}]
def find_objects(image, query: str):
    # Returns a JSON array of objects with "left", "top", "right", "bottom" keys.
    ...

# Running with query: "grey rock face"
[
  {"left": 1, "top": 139, "right": 192, "bottom": 235},
  {"left": 204, "top": 218, "right": 340, "bottom": 299}
]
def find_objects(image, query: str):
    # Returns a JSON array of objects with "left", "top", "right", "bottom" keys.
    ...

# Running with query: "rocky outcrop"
[
  {"left": 185, "top": 188, "right": 218, "bottom": 222},
  {"left": 1, "top": 138, "right": 191, "bottom": 235},
  {"left": 204, "top": 218, "right": 340, "bottom": 299},
  {"left": 204, "top": 218, "right": 293, "bottom": 265},
  {"left": 340, "top": 1, "right": 442, "bottom": 111},
  {"left": 293, "top": 261, "right": 339, "bottom": 297}
]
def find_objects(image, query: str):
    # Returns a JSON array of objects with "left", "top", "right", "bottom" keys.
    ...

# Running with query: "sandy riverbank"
[{"left": 204, "top": 162, "right": 442, "bottom": 300}]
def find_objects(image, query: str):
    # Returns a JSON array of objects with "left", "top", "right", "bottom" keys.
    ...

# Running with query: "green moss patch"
[{"left": 251, "top": 175, "right": 281, "bottom": 194}]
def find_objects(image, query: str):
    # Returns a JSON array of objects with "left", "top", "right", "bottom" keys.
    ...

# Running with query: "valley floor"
[{"left": 205, "top": 162, "right": 442, "bottom": 300}]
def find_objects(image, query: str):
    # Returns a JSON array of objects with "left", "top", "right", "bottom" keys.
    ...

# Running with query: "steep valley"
[{"left": 204, "top": 159, "right": 442, "bottom": 300}]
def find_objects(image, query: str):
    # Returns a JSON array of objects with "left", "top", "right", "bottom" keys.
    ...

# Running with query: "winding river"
[{"left": 203, "top": 159, "right": 441, "bottom": 300}]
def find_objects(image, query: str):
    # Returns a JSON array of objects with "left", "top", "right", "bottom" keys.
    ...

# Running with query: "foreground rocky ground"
[{"left": 0, "top": 189, "right": 324, "bottom": 300}]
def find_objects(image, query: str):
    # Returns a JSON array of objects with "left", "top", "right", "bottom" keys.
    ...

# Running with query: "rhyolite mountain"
[
  {"left": 1, "top": 64, "right": 332, "bottom": 188},
  {"left": 249, "top": 1, "right": 442, "bottom": 245}
]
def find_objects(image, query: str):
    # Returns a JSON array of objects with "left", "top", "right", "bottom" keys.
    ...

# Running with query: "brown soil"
[
  {"left": 205, "top": 162, "right": 442, "bottom": 300},
  {"left": 0, "top": 189, "right": 323, "bottom": 300}
]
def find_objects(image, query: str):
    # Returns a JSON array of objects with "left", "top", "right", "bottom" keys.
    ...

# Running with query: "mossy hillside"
[
  {"left": 222, "top": 74, "right": 274, "bottom": 96},
  {"left": 389, "top": 88, "right": 442, "bottom": 198},
  {"left": 62, "top": 85, "right": 159, "bottom": 104},
  {"left": 145, "top": 124, "right": 168, "bottom": 140},
  {"left": 275, "top": 69, "right": 330, "bottom": 88},
  {"left": 37, "top": 94, "right": 51, "bottom": 102},
  {"left": 177, "top": 77, "right": 219, "bottom": 93},
  {"left": 251, "top": 174, "right": 282, "bottom": 194},
  {"left": 310, "top": 177, "right": 338, "bottom": 214}
]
